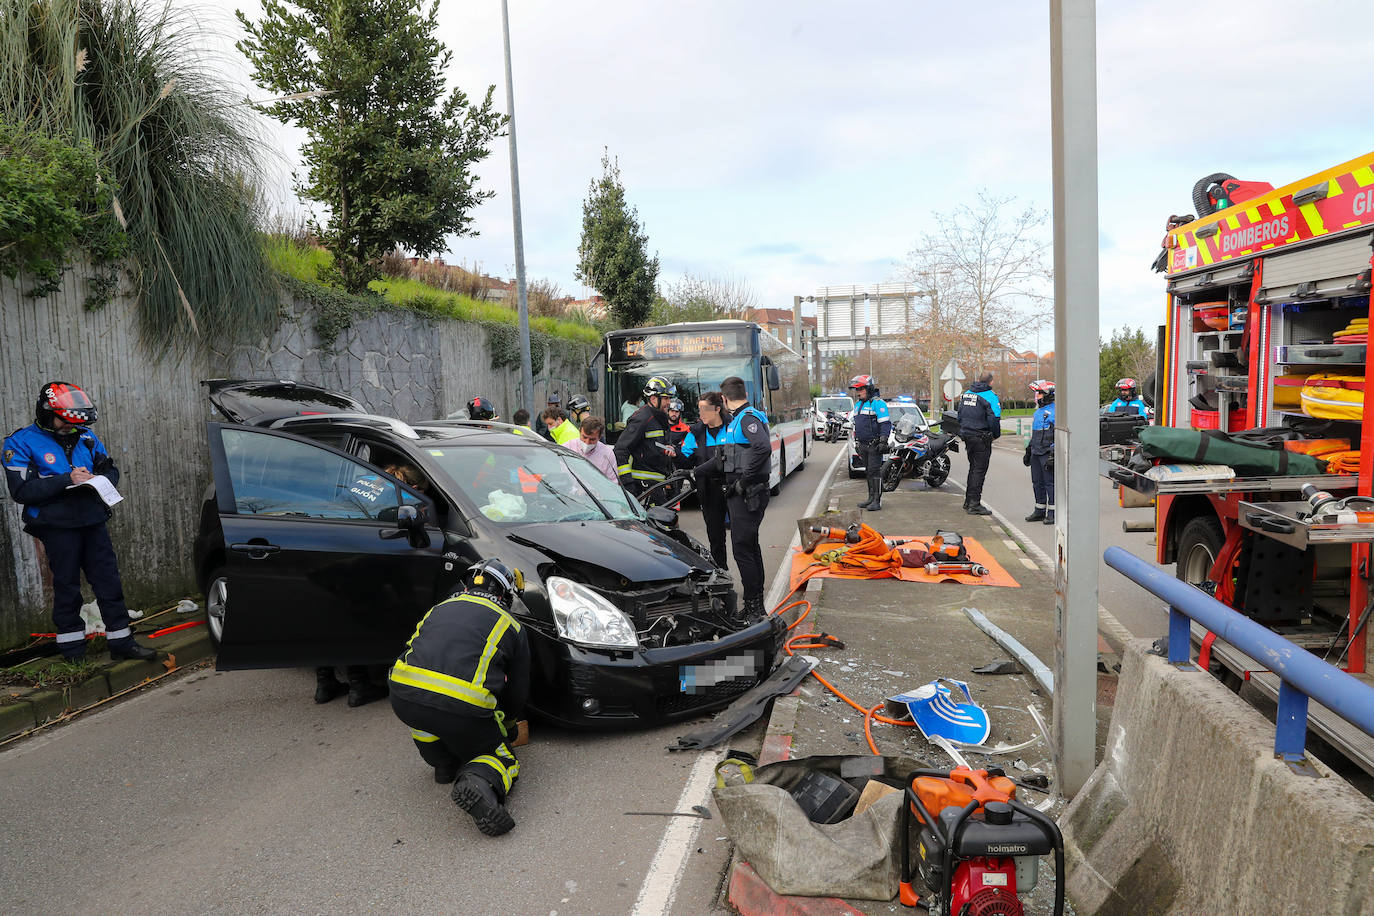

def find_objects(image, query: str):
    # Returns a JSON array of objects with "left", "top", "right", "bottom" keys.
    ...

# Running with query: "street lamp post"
[{"left": 500, "top": 0, "right": 535, "bottom": 419}]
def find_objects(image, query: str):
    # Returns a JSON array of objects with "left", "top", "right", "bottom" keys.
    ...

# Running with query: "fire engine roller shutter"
[
  {"left": 1255, "top": 232, "right": 1374, "bottom": 303},
  {"left": 1167, "top": 260, "right": 1253, "bottom": 295}
]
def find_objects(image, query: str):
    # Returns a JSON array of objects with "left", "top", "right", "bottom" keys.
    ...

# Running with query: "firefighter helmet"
[
  {"left": 37, "top": 382, "right": 98, "bottom": 427},
  {"left": 668, "top": 398, "right": 684, "bottom": 413},
  {"left": 463, "top": 559, "right": 525, "bottom": 611},
  {"left": 467, "top": 396, "right": 497, "bottom": 421},
  {"left": 567, "top": 394, "right": 590, "bottom": 413},
  {"left": 643, "top": 376, "right": 676, "bottom": 398}
]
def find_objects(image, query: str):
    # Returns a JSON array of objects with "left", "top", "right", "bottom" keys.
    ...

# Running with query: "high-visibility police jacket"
[
  {"left": 679, "top": 421, "right": 727, "bottom": 483},
  {"left": 389, "top": 592, "right": 531, "bottom": 721},
  {"left": 852, "top": 397, "right": 890, "bottom": 444},
  {"left": 958, "top": 382, "right": 1002, "bottom": 438},
  {"left": 1029, "top": 401, "right": 1055, "bottom": 456},
  {"left": 718, "top": 406, "right": 771, "bottom": 484},
  {"left": 3, "top": 423, "right": 119, "bottom": 531},
  {"left": 1108, "top": 397, "right": 1148, "bottom": 417},
  {"left": 614, "top": 404, "right": 674, "bottom": 484}
]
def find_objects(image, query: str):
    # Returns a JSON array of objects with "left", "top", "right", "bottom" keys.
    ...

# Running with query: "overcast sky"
[{"left": 210, "top": 0, "right": 1374, "bottom": 349}]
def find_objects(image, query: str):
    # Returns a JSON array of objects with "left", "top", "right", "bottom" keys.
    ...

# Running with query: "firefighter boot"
[
  {"left": 452, "top": 772, "right": 515, "bottom": 836},
  {"left": 314, "top": 667, "right": 347, "bottom": 704},
  {"left": 346, "top": 666, "right": 389, "bottom": 708},
  {"left": 1025, "top": 508, "right": 1046, "bottom": 522}
]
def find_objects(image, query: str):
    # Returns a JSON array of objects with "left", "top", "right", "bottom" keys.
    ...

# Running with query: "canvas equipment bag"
[{"left": 1137, "top": 426, "right": 1327, "bottom": 476}]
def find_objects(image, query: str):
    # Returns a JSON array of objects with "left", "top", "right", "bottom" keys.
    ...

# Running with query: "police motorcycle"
[
  {"left": 820, "top": 409, "right": 847, "bottom": 442},
  {"left": 879, "top": 413, "right": 957, "bottom": 491}
]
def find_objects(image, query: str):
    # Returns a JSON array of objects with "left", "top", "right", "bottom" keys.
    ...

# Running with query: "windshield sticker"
[
  {"left": 429, "top": 449, "right": 444, "bottom": 456},
  {"left": 349, "top": 476, "right": 387, "bottom": 502}
]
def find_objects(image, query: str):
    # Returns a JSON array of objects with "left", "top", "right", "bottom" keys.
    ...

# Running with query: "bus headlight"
[{"left": 546, "top": 577, "right": 639, "bottom": 649}]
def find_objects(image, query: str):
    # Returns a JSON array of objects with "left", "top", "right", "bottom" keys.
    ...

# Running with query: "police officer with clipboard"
[{"left": 717, "top": 376, "right": 771, "bottom": 617}]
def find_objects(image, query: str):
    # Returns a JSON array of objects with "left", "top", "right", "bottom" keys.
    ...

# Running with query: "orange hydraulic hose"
[{"left": 769, "top": 562, "right": 917, "bottom": 755}]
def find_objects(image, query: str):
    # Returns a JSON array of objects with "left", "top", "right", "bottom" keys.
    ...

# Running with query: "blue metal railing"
[{"left": 1104, "top": 545, "right": 1374, "bottom": 770}]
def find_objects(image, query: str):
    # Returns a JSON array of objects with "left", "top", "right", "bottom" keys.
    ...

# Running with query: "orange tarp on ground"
[{"left": 788, "top": 535, "right": 1020, "bottom": 590}]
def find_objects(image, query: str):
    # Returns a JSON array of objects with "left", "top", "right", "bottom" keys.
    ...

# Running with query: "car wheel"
[
  {"left": 1176, "top": 515, "right": 1224, "bottom": 588},
  {"left": 205, "top": 568, "right": 228, "bottom": 647}
]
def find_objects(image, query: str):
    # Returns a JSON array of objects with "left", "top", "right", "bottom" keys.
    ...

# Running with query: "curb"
[{"left": 0, "top": 623, "right": 215, "bottom": 743}]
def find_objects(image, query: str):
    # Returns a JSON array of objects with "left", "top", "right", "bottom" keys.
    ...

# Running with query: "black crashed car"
[{"left": 192, "top": 380, "right": 784, "bottom": 727}]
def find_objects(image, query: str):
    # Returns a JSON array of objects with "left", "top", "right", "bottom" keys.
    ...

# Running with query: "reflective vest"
[{"left": 389, "top": 593, "right": 523, "bottom": 716}]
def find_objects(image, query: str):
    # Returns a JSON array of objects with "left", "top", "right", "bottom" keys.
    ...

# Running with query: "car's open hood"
[
  {"left": 506, "top": 519, "right": 711, "bottom": 582},
  {"left": 204, "top": 379, "right": 365, "bottom": 426}
]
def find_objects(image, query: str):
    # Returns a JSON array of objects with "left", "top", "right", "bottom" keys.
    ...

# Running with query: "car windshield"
[
  {"left": 609, "top": 357, "right": 758, "bottom": 426},
  {"left": 815, "top": 397, "right": 853, "bottom": 412},
  {"left": 425, "top": 444, "right": 640, "bottom": 524}
]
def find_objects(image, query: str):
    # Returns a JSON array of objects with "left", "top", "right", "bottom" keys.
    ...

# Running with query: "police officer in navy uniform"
[
  {"left": 1023, "top": 380, "right": 1056, "bottom": 525},
  {"left": 389, "top": 559, "right": 531, "bottom": 837},
  {"left": 718, "top": 376, "right": 771, "bottom": 617},
  {"left": 614, "top": 376, "right": 677, "bottom": 505},
  {"left": 848, "top": 375, "right": 891, "bottom": 512},
  {"left": 957, "top": 371, "right": 1001, "bottom": 516},
  {"left": 1108, "top": 378, "right": 1149, "bottom": 417},
  {"left": 677, "top": 390, "right": 731, "bottom": 570},
  {"left": 3, "top": 382, "right": 155, "bottom": 661}
]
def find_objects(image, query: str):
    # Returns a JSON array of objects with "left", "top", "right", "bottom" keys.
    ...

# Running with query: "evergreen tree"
[
  {"left": 237, "top": 0, "right": 506, "bottom": 292},
  {"left": 576, "top": 151, "right": 659, "bottom": 327}
]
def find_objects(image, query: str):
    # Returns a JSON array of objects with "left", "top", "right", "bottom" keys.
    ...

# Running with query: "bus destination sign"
[{"left": 611, "top": 328, "right": 753, "bottom": 361}]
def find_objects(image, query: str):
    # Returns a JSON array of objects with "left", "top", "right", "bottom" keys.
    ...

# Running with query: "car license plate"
[{"left": 679, "top": 651, "right": 761, "bottom": 694}]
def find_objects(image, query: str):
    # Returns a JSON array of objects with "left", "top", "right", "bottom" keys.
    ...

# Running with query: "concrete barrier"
[{"left": 1060, "top": 639, "right": 1374, "bottom": 915}]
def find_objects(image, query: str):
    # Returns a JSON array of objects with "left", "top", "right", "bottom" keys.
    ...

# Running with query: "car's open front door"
[{"left": 205, "top": 423, "right": 444, "bottom": 669}]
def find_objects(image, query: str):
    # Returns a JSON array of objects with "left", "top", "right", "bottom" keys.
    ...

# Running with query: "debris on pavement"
[{"left": 970, "top": 658, "right": 1022, "bottom": 675}]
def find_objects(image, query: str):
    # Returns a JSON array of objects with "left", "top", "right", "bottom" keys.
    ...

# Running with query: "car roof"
[{"left": 274, "top": 415, "right": 557, "bottom": 449}]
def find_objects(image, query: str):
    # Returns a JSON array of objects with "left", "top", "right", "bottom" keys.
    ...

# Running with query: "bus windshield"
[{"left": 608, "top": 357, "right": 759, "bottom": 428}]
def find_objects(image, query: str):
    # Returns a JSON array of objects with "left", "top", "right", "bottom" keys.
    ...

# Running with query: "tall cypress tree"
[{"left": 576, "top": 151, "right": 659, "bottom": 328}]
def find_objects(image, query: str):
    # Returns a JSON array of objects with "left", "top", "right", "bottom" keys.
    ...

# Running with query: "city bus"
[{"left": 585, "top": 320, "right": 812, "bottom": 489}]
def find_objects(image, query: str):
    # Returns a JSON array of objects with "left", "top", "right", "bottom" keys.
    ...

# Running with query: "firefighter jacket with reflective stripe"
[
  {"left": 614, "top": 404, "right": 674, "bottom": 483},
  {"left": 719, "top": 406, "right": 771, "bottom": 483},
  {"left": 1108, "top": 397, "right": 1148, "bottom": 417},
  {"left": 851, "top": 397, "right": 890, "bottom": 444},
  {"left": 3, "top": 423, "right": 119, "bottom": 530},
  {"left": 389, "top": 593, "right": 531, "bottom": 721},
  {"left": 1029, "top": 401, "right": 1055, "bottom": 456},
  {"left": 957, "top": 382, "right": 1001, "bottom": 437}
]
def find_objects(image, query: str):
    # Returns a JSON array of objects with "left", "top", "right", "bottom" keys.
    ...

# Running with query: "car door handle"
[{"left": 230, "top": 542, "right": 281, "bottom": 559}]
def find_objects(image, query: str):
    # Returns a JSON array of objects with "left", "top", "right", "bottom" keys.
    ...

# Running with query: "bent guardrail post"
[{"left": 1104, "top": 546, "right": 1374, "bottom": 773}]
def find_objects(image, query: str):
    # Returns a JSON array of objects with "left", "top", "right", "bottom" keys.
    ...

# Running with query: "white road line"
[
  {"left": 1020, "top": 557, "right": 1039, "bottom": 570},
  {"left": 1003, "top": 538, "right": 1022, "bottom": 552},
  {"left": 631, "top": 444, "right": 848, "bottom": 916}
]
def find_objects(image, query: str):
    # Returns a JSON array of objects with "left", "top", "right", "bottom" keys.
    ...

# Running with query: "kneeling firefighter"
[
  {"left": 389, "top": 559, "right": 531, "bottom": 837},
  {"left": 1023, "top": 380, "right": 1055, "bottom": 524}
]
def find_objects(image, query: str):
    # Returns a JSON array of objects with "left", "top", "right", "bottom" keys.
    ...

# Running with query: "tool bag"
[
  {"left": 713, "top": 754, "right": 921, "bottom": 900},
  {"left": 1136, "top": 426, "right": 1327, "bottom": 476},
  {"left": 1300, "top": 374, "right": 1365, "bottom": 421}
]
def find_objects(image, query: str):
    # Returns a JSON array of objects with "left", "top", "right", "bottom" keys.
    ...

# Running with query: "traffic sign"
[
  {"left": 940, "top": 359, "right": 965, "bottom": 382},
  {"left": 943, "top": 379, "right": 963, "bottom": 401}
]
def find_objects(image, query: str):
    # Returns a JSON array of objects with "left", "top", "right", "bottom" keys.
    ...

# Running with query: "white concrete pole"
[
  {"left": 1049, "top": 0, "right": 1100, "bottom": 796},
  {"left": 500, "top": 0, "right": 534, "bottom": 417}
]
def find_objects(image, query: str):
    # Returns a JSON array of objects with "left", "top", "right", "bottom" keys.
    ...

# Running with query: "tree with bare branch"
[{"left": 898, "top": 191, "right": 1052, "bottom": 403}]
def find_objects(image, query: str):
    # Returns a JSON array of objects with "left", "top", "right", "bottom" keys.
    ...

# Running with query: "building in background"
[{"left": 749, "top": 308, "right": 816, "bottom": 353}]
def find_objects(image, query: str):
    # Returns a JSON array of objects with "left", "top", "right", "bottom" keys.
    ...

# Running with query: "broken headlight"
[{"left": 547, "top": 576, "right": 639, "bottom": 649}]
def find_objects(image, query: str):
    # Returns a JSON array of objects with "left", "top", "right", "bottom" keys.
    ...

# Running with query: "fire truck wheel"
[{"left": 1176, "top": 515, "right": 1224, "bottom": 588}]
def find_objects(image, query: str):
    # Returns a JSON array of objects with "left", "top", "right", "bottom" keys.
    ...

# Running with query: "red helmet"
[
  {"left": 1115, "top": 377, "right": 1138, "bottom": 397},
  {"left": 37, "top": 382, "right": 98, "bottom": 426},
  {"left": 467, "top": 396, "right": 497, "bottom": 421},
  {"left": 848, "top": 374, "right": 875, "bottom": 391},
  {"left": 1029, "top": 379, "right": 1055, "bottom": 395}
]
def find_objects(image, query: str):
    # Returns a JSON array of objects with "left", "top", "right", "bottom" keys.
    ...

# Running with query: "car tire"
[
  {"left": 1176, "top": 515, "right": 1225, "bottom": 588},
  {"left": 205, "top": 567, "right": 228, "bottom": 648}
]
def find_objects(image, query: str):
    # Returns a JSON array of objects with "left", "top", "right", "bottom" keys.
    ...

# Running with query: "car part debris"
[
  {"left": 962, "top": 606, "right": 1054, "bottom": 693},
  {"left": 667, "top": 654, "right": 816, "bottom": 751},
  {"left": 971, "top": 658, "right": 1022, "bottom": 675},
  {"left": 624, "top": 805, "right": 711, "bottom": 819}
]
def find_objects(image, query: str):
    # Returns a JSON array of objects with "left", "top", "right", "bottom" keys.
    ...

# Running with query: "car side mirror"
[{"left": 380, "top": 504, "right": 431, "bottom": 548}]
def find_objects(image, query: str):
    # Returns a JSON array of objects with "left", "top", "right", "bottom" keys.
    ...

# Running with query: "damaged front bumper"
[{"left": 530, "top": 613, "right": 787, "bottom": 727}]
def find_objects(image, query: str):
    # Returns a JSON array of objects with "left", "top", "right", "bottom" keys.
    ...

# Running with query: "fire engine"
[{"left": 1107, "top": 151, "right": 1374, "bottom": 773}]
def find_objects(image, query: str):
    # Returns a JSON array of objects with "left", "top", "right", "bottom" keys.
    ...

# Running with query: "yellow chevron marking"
[
  {"left": 1198, "top": 242, "right": 1214, "bottom": 266},
  {"left": 1269, "top": 199, "right": 1286, "bottom": 215},
  {"left": 1245, "top": 207, "right": 1261, "bottom": 223},
  {"left": 1353, "top": 167, "right": 1374, "bottom": 187},
  {"left": 1345, "top": 221, "right": 1362, "bottom": 229},
  {"left": 1327, "top": 178, "right": 1343, "bottom": 197},
  {"left": 1300, "top": 202, "right": 1326, "bottom": 236},
  {"left": 1225, "top": 214, "right": 1241, "bottom": 230}
]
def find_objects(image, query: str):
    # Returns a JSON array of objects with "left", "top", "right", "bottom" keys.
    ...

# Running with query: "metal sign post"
[
  {"left": 1049, "top": 0, "right": 1100, "bottom": 796},
  {"left": 500, "top": 0, "right": 535, "bottom": 418}
]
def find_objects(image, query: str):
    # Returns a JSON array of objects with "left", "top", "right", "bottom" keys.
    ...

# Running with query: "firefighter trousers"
[{"left": 390, "top": 695, "right": 520, "bottom": 799}]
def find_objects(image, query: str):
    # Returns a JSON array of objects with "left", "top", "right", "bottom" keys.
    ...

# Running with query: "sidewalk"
[
  {"left": 0, "top": 611, "right": 214, "bottom": 744},
  {"left": 726, "top": 466, "right": 1113, "bottom": 915}
]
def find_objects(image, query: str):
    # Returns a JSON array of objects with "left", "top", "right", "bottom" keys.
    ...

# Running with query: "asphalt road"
[
  {"left": 959, "top": 439, "right": 1168, "bottom": 642},
  {"left": 0, "top": 441, "right": 847, "bottom": 916}
]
